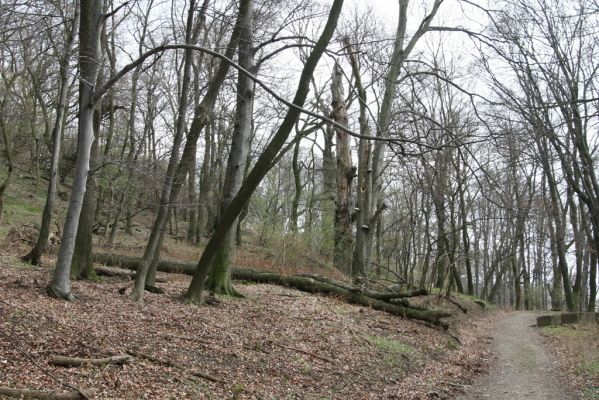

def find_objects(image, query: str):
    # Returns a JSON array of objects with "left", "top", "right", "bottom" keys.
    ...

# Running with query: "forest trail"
[{"left": 457, "top": 312, "right": 574, "bottom": 400}]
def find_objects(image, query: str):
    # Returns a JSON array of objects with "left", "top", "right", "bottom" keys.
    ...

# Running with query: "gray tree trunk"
[
  {"left": 330, "top": 62, "right": 353, "bottom": 276},
  {"left": 49, "top": 0, "right": 104, "bottom": 300}
]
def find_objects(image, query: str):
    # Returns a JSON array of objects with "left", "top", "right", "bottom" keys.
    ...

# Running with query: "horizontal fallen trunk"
[
  {"left": 233, "top": 270, "right": 451, "bottom": 328},
  {"left": 50, "top": 354, "right": 132, "bottom": 367},
  {"left": 93, "top": 253, "right": 452, "bottom": 327},
  {"left": 94, "top": 253, "right": 196, "bottom": 275},
  {"left": 95, "top": 266, "right": 167, "bottom": 282},
  {"left": 0, "top": 387, "right": 87, "bottom": 400}
]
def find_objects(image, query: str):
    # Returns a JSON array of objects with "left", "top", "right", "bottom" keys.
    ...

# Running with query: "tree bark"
[
  {"left": 330, "top": 62, "right": 353, "bottom": 276},
  {"left": 49, "top": 0, "right": 104, "bottom": 300}
]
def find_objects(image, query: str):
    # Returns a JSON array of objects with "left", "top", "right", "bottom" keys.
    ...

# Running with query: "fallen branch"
[
  {"left": 0, "top": 387, "right": 87, "bottom": 400},
  {"left": 50, "top": 354, "right": 132, "bottom": 367},
  {"left": 445, "top": 296, "right": 468, "bottom": 314},
  {"left": 127, "top": 350, "right": 226, "bottom": 385}
]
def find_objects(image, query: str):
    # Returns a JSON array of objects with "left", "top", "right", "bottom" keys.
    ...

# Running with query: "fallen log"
[
  {"left": 93, "top": 253, "right": 452, "bottom": 328},
  {"left": 50, "top": 354, "right": 132, "bottom": 367},
  {"left": 231, "top": 269, "right": 450, "bottom": 328},
  {"left": 300, "top": 274, "right": 428, "bottom": 299},
  {"left": 0, "top": 387, "right": 87, "bottom": 400},
  {"left": 94, "top": 253, "right": 196, "bottom": 275},
  {"left": 95, "top": 266, "right": 167, "bottom": 283}
]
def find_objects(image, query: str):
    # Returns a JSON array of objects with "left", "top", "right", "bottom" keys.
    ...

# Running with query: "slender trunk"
[
  {"left": 457, "top": 159, "right": 473, "bottom": 295},
  {"left": 186, "top": 149, "right": 197, "bottom": 243},
  {"left": 71, "top": 103, "right": 101, "bottom": 280},
  {"left": 131, "top": 0, "right": 198, "bottom": 299},
  {"left": 24, "top": 4, "right": 80, "bottom": 264},
  {"left": 290, "top": 139, "right": 302, "bottom": 233}
]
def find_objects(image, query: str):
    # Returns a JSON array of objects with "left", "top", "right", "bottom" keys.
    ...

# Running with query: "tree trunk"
[
  {"left": 186, "top": 149, "right": 197, "bottom": 243},
  {"left": 321, "top": 125, "right": 335, "bottom": 254},
  {"left": 131, "top": 0, "right": 198, "bottom": 300},
  {"left": 142, "top": 6, "right": 243, "bottom": 285},
  {"left": 95, "top": 253, "right": 451, "bottom": 327},
  {"left": 71, "top": 103, "right": 101, "bottom": 280},
  {"left": 290, "top": 139, "right": 302, "bottom": 233},
  {"left": 330, "top": 62, "right": 353, "bottom": 276},
  {"left": 346, "top": 45, "right": 372, "bottom": 281},
  {"left": 49, "top": 0, "right": 103, "bottom": 300},
  {"left": 207, "top": 0, "right": 254, "bottom": 296}
]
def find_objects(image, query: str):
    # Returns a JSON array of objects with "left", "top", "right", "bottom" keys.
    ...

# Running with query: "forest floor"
[
  {"left": 456, "top": 312, "right": 576, "bottom": 400},
  {"left": 0, "top": 258, "right": 494, "bottom": 400},
  {"left": 0, "top": 178, "right": 499, "bottom": 399}
]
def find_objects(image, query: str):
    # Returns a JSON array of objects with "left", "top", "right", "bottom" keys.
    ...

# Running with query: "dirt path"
[{"left": 456, "top": 312, "right": 575, "bottom": 400}]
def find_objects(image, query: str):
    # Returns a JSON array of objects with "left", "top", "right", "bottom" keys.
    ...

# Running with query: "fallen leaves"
[{"left": 0, "top": 261, "right": 495, "bottom": 399}]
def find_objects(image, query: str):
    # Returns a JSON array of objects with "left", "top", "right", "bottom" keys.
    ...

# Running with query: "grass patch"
[
  {"left": 582, "top": 386, "right": 599, "bottom": 399},
  {"left": 578, "top": 361, "right": 599, "bottom": 376},
  {"left": 541, "top": 325, "right": 584, "bottom": 337},
  {"left": 368, "top": 335, "right": 415, "bottom": 356}
]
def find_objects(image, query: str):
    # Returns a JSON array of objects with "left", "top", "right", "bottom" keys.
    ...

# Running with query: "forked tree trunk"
[
  {"left": 143, "top": 5, "right": 241, "bottom": 286},
  {"left": 131, "top": 0, "right": 198, "bottom": 300},
  {"left": 345, "top": 40, "right": 372, "bottom": 281}
]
